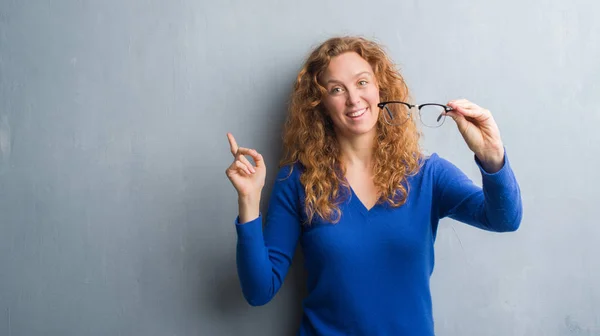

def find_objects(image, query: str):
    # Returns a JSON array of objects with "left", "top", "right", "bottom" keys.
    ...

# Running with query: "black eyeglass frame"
[{"left": 377, "top": 101, "right": 454, "bottom": 128}]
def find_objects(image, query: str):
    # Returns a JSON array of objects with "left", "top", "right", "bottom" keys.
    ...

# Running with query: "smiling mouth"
[{"left": 347, "top": 107, "right": 367, "bottom": 118}]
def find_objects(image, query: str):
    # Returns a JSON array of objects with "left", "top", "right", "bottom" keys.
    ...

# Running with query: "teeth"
[{"left": 348, "top": 108, "right": 366, "bottom": 117}]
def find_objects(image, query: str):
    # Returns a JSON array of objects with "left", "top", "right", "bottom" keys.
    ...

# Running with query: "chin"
[{"left": 347, "top": 123, "right": 378, "bottom": 137}]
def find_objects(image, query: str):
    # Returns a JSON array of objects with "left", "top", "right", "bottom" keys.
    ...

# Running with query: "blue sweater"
[{"left": 234, "top": 152, "right": 522, "bottom": 335}]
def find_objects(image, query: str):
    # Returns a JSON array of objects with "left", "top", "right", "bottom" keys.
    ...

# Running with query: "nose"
[{"left": 345, "top": 88, "right": 361, "bottom": 107}]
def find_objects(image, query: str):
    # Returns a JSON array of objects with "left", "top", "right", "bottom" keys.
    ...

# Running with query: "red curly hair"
[{"left": 280, "top": 36, "right": 423, "bottom": 225}]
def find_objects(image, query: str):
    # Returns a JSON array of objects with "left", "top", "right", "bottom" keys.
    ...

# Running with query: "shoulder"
[
  {"left": 275, "top": 161, "right": 304, "bottom": 181},
  {"left": 411, "top": 153, "right": 464, "bottom": 185},
  {"left": 421, "top": 152, "right": 463, "bottom": 170},
  {"left": 417, "top": 152, "right": 449, "bottom": 173},
  {"left": 273, "top": 162, "right": 305, "bottom": 194},
  {"left": 271, "top": 163, "right": 306, "bottom": 216}
]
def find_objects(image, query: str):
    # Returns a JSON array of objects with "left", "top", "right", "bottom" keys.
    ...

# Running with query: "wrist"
[
  {"left": 476, "top": 147, "right": 505, "bottom": 173},
  {"left": 238, "top": 193, "right": 261, "bottom": 224},
  {"left": 238, "top": 192, "right": 261, "bottom": 206}
]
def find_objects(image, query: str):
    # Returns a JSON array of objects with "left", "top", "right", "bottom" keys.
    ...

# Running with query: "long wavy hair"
[{"left": 280, "top": 36, "right": 423, "bottom": 225}]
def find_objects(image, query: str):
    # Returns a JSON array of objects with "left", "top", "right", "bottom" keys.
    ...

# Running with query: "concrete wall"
[{"left": 1, "top": 0, "right": 598, "bottom": 335}]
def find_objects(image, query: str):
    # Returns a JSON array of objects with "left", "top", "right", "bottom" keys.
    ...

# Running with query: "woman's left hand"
[{"left": 445, "top": 99, "right": 505, "bottom": 173}]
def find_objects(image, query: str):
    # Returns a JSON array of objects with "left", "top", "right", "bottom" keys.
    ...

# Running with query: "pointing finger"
[{"left": 227, "top": 133, "right": 239, "bottom": 157}]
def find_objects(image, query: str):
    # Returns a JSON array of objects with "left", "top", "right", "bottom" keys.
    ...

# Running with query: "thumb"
[{"left": 445, "top": 111, "right": 470, "bottom": 133}]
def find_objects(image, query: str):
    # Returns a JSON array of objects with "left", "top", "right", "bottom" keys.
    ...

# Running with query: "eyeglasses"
[{"left": 377, "top": 101, "right": 454, "bottom": 128}]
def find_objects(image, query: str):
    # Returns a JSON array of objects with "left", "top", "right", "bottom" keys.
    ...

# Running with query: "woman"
[{"left": 225, "top": 36, "right": 522, "bottom": 335}]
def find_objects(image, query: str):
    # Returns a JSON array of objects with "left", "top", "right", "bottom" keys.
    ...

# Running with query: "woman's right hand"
[{"left": 225, "top": 133, "right": 266, "bottom": 198}]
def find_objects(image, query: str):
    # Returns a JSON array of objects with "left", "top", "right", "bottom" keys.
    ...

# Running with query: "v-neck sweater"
[{"left": 234, "top": 152, "right": 522, "bottom": 335}]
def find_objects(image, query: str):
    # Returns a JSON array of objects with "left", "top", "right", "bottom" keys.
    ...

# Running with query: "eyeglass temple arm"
[{"left": 436, "top": 106, "right": 454, "bottom": 122}]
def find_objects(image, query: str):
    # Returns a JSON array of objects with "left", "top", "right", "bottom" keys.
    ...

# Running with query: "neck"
[{"left": 336, "top": 130, "right": 376, "bottom": 170}]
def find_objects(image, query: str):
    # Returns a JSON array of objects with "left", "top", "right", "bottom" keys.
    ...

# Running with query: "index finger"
[{"left": 227, "top": 133, "right": 239, "bottom": 157}]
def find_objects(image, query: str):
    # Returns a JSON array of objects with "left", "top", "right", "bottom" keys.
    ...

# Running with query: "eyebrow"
[{"left": 325, "top": 71, "right": 373, "bottom": 85}]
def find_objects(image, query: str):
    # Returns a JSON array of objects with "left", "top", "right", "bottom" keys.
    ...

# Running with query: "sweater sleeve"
[
  {"left": 433, "top": 150, "right": 523, "bottom": 232},
  {"left": 234, "top": 164, "right": 302, "bottom": 306}
]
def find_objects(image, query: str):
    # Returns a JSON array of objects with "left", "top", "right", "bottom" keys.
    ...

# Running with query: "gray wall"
[{"left": 1, "top": 0, "right": 598, "bottom": 335}]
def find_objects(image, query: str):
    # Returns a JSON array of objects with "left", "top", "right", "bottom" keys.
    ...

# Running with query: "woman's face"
[{"left": 320, "top": 52, "right": 380, "bottom": 139}]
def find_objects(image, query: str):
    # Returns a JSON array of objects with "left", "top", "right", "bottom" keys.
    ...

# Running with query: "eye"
[
  {"left": 358, "top": 80, "right": 368, "bottom": 86},
  {"left": 330, "top": 87, "right": 343, "bottom": 94}
]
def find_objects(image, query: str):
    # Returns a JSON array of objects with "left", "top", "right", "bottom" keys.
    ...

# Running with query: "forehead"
[{"left": 321, "top": 52, "right": 374, "bottom": 81}]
